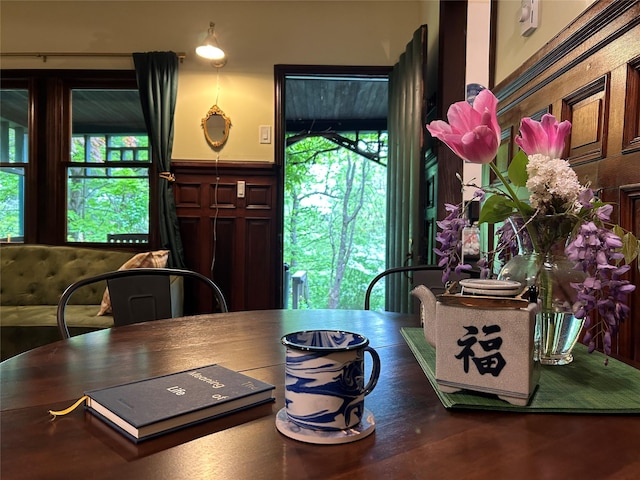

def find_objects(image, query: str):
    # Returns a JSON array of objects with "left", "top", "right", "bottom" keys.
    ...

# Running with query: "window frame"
[{"left": 0, "top": 70, "right": 158, "bottom": 247}]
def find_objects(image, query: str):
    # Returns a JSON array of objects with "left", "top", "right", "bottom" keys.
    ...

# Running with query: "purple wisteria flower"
[
  {"left": 566, "top": 221, "right": 636, "bottom": 364},
  {"left": 434, "top": 203, "right": 472, "bottom": 283}
]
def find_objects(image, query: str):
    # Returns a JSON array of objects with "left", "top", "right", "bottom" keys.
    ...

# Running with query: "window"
[
  {"left": 0, "top": 71, "right": 154, "bottom": 245},
  {"left": 0, "top": 88, "right": 28, "bottom": 242},
  {"left": 67, "top": 89, "right": 150, "bottom": 242}
]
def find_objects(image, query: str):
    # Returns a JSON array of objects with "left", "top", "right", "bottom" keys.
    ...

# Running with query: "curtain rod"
[{"left": 0, "top": 52, "right": 186, "bottom": 63}]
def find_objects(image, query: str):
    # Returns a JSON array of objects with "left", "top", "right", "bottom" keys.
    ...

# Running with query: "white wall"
[
  {"left": 464, "top": 0, "right": 491, "bottom": 199},
  {"left": 0, "top": 1, "right": 431, "bottom": 163}
]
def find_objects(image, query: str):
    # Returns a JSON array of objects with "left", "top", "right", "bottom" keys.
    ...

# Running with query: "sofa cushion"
[
  {"left": 1, "top": 305, "right": 115, "bottom": 329},
  {"left": 1, "top": 245, "right": 135, "bottom": 306},
  {"left": 97, "top": 249, "right": 170, "bottom": 315}
]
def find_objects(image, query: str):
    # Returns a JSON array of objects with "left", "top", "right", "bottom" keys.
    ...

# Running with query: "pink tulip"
[
  {"left": 426, "top": 89, "right": 500, "bottom": 164},
  {"left": 515, "top": 114, "right": 571, "bottom": 158}
]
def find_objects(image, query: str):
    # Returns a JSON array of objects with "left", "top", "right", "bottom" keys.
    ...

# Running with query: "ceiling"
[
  {"left": 1, "top": 89, "right": 147, "bottom": 135},
  {"left": 1, "top": 75, "right": 388, "bottom": 136},
  {"left": 285, "top": 75, "right": 388, "bottom": 134}
]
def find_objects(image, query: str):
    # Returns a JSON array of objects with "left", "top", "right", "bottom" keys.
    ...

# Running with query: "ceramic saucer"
[
  {"left": 459, "top": 279, "right": 522, "bottom": 290},
  {"left": 460, "top": 287, "right": 523, "bottom": 297},
  {"left": 459, "top": 279, "right": 522, "bottom": 297},
  {"left": 275, "top": 407, "right": 376, "bottom": 444}
]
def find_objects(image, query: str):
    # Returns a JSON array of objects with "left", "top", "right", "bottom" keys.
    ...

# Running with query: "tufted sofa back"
[{"left": 1, "top": 244, "right": 136, "bottom": 306}]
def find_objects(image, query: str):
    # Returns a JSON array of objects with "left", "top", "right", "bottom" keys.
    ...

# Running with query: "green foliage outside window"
[
  {"left": 284, "top": 133, "right": 387, "bottom": 310},
  {"left": 66, "top": 135, "right": 150, "bottom": 242},
  {"left": 0, "top": 119, "right": 27, "bottom": 239},
  {"left": 0, "top": 168, "right": 24, "bottom": 240}
]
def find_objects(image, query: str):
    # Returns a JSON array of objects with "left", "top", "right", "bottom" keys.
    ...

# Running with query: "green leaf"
[
  {"left": 615, "top": 227, "right": 639, "bottom": 265},
  {"left": 478, "top": 194, "right": 515, "bottom": 225},
  {"left": 507, "top": 150, "right": 529, "bottom": 187}
]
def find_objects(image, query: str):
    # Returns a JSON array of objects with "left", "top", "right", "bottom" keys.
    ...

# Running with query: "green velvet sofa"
[{"left": 0, "top": 244, "right": 140, "bottom": 360}]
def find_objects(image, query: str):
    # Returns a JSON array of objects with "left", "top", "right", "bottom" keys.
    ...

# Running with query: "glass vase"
[{"left": 498, "top": 215, "right": 586, "bottom": 365}]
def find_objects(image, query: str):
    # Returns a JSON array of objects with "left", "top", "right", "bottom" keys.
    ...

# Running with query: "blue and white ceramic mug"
[{"left": 281, "top": 329, "right": 381, "bottom": 431}]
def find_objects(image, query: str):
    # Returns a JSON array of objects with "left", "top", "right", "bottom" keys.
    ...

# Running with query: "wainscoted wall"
[
  {"left": 172, "top": 162, "right": 280, "bottom": 312},
  {"left": 493, "top": 0, "right": 640, "bottom": 363}
]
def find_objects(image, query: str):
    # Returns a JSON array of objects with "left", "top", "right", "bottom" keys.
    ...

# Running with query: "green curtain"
[
  {"left": 386, "top": 25, "right": 428, "bottom": 312},
  {"left": 133, "top": 51, "right": 186, "bottom": 268}
]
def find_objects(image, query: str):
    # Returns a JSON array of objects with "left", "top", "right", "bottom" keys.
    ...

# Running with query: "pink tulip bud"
[
  {"left": 515, "top": 113, "right": 571, "bottom": 158},
  {"left": 426, "top": 90, "right": 500, "bottom": 164}
]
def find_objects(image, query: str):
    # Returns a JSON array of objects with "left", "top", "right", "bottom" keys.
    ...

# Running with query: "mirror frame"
[{"left": 201, "top": 104, "right": 231, "bottom": 148}]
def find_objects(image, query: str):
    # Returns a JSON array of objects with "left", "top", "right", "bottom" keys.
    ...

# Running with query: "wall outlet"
[{"left": 520, "top": 0, "right": 538, "bottom": 37}]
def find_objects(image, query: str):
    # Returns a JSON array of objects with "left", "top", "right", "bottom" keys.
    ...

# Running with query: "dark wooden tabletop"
[{"left": 1, "top": 309, "right": 639, "bottom": 480}]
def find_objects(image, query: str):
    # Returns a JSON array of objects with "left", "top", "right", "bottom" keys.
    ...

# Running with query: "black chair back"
[
  {"left": 57, "top": 268, "right": 228, "bottom": 339},
  {"left": 108, "top": 274, "right": 173, "bottom": 326}
]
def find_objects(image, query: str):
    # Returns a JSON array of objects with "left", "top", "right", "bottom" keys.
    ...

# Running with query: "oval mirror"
[{"left": 202, "top": 105, "right": 231, "bottom": 148}]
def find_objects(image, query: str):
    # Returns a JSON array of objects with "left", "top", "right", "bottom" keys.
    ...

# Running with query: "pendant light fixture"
[{"left": 196, "top": 22, "right": 227, "bottom": 68}]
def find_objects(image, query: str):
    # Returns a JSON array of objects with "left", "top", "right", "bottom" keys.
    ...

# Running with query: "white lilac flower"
[{"left": 526, "top": 154, "right": 584, "bottom": 214}]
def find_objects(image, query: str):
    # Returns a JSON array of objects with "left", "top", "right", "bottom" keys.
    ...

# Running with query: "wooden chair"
[{"left": 57, "top": 268, "right": 228, "bottom": 339}]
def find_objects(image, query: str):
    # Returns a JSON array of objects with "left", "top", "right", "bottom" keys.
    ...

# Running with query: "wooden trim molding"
[{"left": 496, "top": 0, "right": 640, "bottom": 114}]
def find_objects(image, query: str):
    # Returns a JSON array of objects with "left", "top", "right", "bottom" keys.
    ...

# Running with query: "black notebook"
[{"left": 85, "top": 364, "right": 275, "bottom": 442}]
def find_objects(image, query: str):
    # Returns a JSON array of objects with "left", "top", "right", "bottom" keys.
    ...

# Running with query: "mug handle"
[{"left": 363, "top": 346, "right": 381, "bottom": 396}]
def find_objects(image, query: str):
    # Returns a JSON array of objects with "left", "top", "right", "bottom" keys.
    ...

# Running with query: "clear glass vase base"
[
  {"left": 539, "top": 354, "right": 574, "bottom": 366},
  {"left": 535, "top": 311, "right": 584, "bottom": 367}
]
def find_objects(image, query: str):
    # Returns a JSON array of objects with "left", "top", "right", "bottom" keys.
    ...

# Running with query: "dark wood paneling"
[
  {"left": 177, "top": 217, "right": 201, "bottom": 267},
  {"left": 562, "top": 76, "right": 609, "bottom": 164},
  {"left": 623, "top": 57, "right": 640, "bottom": 152},
  {"left": 245, "top": 219, "right": 275, "bottom": 309},
  {"left": 172, "top": 161, "right": 279, "bottom": 311},
  {"left": 213, "top": 217, "right": 236, "bottom": 308},
  {"left": 493, "top": 0, "right": 640, "bottom": 363},
  {"left": 175, "top": 183, "right": 202, "bottom": 208},
  {"left": 618, "top": 184, "right": 640, "bottom": 358}
]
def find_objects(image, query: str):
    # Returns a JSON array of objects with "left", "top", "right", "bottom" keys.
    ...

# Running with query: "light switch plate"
[{"left": 259, "top": 125, "right": 271, "bottom": 144}]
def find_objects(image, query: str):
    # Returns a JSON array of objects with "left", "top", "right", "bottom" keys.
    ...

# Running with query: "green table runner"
[{"left": 401, "top": 327, "right": 640, "bottom": 413}]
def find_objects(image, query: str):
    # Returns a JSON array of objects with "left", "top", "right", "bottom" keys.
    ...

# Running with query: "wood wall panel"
[
  {"left": 174, "top": 183, "right": 202, "bottom": 208},
  {"left": 562, "top": 76, "right": 609, "bottom": 164},
  {"left": 172, "top": 162, "right": 279, "bottom": 312},
  {"left": 493, "top": 0, "right": 640, "bottom": 363},
  {"left": 617, "top": 184, "right": 640, "bottom": 358},
  {"left": 176, "top": 216, "right": 213, "bottom": 314},
  {"left": 211, "top": 217, "right": 236, "bottom": 308},
  {"left": 623, "top": 57, "right": 640, "bottom": 152},
  {"left": 244, "top": 219, "right": 275, "bottom": 309},
  {"left": 246, "top": 184, "right": 273, "bottom": 210},
  {"left": 210, "top": 183, "right": 238, "bottom": 209}
]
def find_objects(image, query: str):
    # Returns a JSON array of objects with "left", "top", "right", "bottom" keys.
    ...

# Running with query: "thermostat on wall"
[{"left": 520, "top": 0, "right": 538, "bottom": 37}]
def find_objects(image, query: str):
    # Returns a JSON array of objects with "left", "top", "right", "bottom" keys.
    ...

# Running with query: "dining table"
[{"left": 1, "top": 308, "right": 639, "bottom": 480}]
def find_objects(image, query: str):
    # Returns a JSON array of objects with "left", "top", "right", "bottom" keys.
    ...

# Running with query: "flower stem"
[{"left": 488, "top": 162, "right": 541, "bottom": 252}]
